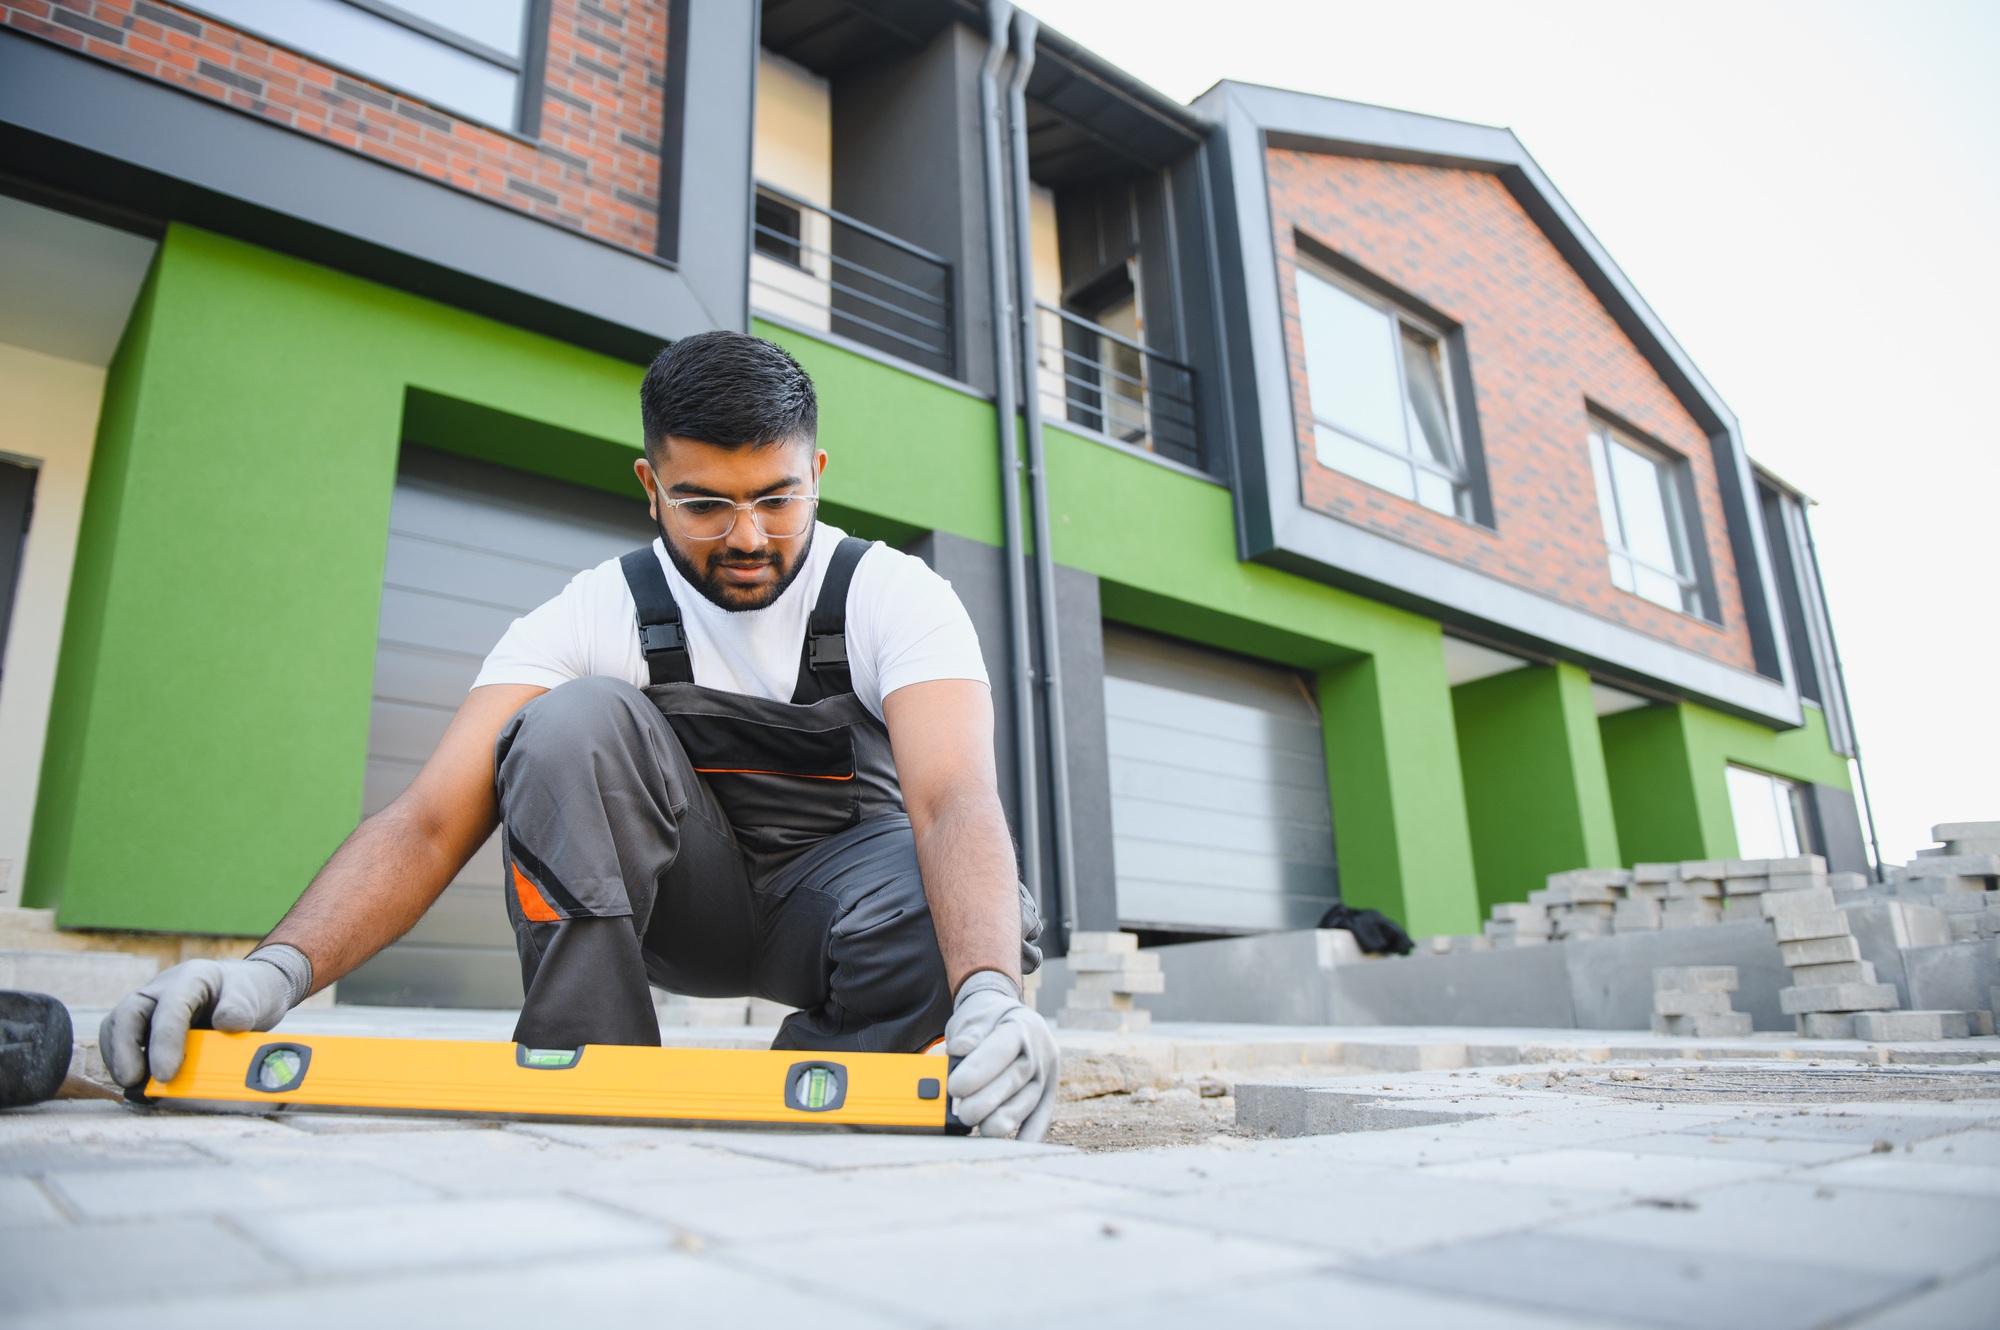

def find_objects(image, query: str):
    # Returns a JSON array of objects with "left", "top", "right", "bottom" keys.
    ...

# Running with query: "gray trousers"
[{"left": 493, "top": 677, "right": 953, "bottom": 1054}]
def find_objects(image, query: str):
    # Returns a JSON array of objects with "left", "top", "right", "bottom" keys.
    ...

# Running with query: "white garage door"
[
  {"left": 338, "top": 449, "right": 656, "bottom": 1007},
  {"left": 1102, "top": 626, "right": 1339, "bottom": 933}
]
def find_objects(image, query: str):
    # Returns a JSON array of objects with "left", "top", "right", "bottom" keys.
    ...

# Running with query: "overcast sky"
[{"left": 1026, "top": 0, "right": 1999, "bottom": 866}]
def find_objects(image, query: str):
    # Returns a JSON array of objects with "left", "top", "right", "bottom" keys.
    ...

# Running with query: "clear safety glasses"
[{"left": 658, "top": 492, "right": 818, "bottom": 541}]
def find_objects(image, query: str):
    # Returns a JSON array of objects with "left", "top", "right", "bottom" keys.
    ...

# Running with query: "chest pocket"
[
  {"left": 659, "top": 700, "right": 865, "bottom": 856},
  {"left": 669, "top": 712, "right": 855, "bottom": 781}
]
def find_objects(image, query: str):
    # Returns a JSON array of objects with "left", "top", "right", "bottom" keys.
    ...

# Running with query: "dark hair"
[{"left": 639, "top": 330, "right": 817, "bottom": 457}]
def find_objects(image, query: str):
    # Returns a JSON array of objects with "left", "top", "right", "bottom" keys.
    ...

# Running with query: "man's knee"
[{"left": 500, "top": 676, "right": 653, "bottom": 764}]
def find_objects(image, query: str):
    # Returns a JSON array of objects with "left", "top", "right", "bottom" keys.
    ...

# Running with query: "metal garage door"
[
  {"left": 338, "top": 449, "right": 656, "bottom": 1007},
  {"left": 1102, "top": 626, "right": 1339, "bottom": 933}
]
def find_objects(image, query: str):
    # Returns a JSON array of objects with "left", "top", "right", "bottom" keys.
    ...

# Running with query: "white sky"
[{"left": 1027, "top": 0, "right": 2000, "bottom": 866}]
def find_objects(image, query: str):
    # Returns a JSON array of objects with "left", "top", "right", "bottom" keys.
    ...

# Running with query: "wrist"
[
  {"left": 246, "top": 944, "right": 314, "bottom": 1010},
  {"left": 954, "top": 969, "right": 1020, "bottom": 1004}
]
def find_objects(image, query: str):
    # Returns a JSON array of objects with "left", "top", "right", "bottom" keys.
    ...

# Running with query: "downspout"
[
  {"left": 1800, "top": 508, "right": 1884, "bottom": 880},
  {"left": 979, "top": 0, "right": 1043, "bottom": 914},
  {"left": 1005, "top": 10, "right": 1079, "bottom": 945}
]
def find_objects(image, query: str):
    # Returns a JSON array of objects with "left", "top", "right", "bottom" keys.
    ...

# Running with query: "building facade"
[{"left": 0, "top": 0, "right": 1865, "bottom": 1003}]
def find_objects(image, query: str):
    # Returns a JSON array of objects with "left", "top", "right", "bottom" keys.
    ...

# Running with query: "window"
[
  {"left": 1726, "top": 765, "right": 1816, "bottom": 860},
  {"left": 753, "top": 190, "right": 804, "bottom": 268},
  {"left": 1295, "top": 264, "right": 1471, "bottom": 520},
  {"left": 186, "top": 0, "right": 539, "bottom": 131},
  {"left": 1587, "top": 419, "right": 1701, "bottom": 615}
]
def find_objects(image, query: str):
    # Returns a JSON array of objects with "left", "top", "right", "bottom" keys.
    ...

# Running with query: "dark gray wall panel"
[{"left": 1809, "top": 782, "right": 1870, "bottom": 877}]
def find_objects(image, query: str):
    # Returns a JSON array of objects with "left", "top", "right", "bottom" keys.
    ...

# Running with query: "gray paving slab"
[
  {"left": 1012, "top": 1140, "right": 1339, "bottom": 1195},
  {"left": 44, "top": 1160, "right": 443, "bottom": 1220},
  {"left": 1700, "top": 1112, "right": 1982, "bottom": 1148},
  {"left": 1540, "top": 1178, "right": 2000, "bottom": 1278},
  {"left": 0, "top": 1216, "right": 294, "bottom": 1313},
  {"left": 1425, "top": 1147, "right": 1787, "bottom": 1196},
  {"left": 1255, "top": 1123, "right": 1567, "bottom": 1169},
  {"left": 0, "top": 1174, "right": 63, "bottom": 1226},
  {"left": 1355, "top": 1230, "right": 1922, "bottom": 1330},
  {"left": 584, "top": 1161, "right": 1135, "bottom": 1243},
  {"left": 1033, "top": 1269, "right": 1623, "bottom": 1330},
  {"left": 251, "top": 1194, "right": 671, "bottom": 1274},
  {"left": 1843, "top": 1259, "right": 2000, "bottom": 1330},
  {"left": 1804, "top": 1155, "right": 2000, "bottom": 1198},
  {"left": 726, "top": 1209, "right": 1325, "bottom": 1327},
  {"left": 1587, "top": 1131, "right": 1875, "bottom": 1165},
  {"left": 0, "top": 1138, "right": 217, "bottom": 1176},
  {"left": 673, "top": 1127, "right": 1071, "bottom": 1171},
  {"left": 1103, "top": 1167, "right": 1621, "bottom": 1261},
  {"left": 10, "top": 1252, "right": 914, "bottom": 1330},
  {"left": 1905, "top": 1125, "right": 2000, "bottom": 1164}
]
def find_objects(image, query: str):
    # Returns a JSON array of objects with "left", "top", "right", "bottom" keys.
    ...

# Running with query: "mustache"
[{"left": 707, "top": 550, "right": 779, "bottom": 568}]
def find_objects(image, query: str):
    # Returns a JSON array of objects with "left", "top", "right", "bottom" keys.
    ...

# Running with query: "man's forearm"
[
  {"left": 910, "top": 786, "right": 1024, "bottom": 995},
  {"left": 262, "top": 800, "right": 494, "bottom": 991}
]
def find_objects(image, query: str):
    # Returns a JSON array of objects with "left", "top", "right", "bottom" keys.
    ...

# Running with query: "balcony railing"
[
  {"left": 1034, "top": 304, "right": 1200, "bottom": 469},
  {"left": 750, "top": 184, "right": 955, "bottom": 378}
]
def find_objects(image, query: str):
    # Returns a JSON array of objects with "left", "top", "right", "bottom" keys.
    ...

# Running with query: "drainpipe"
[
  {"left": 979, "top": 0, "right": 1043, "bottom": 917},
  {"left": 1005, "top": 9, "right": 1079, "bottom": 946}
]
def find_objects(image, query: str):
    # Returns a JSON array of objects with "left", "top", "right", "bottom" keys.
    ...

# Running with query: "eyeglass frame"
[{"left": 655, "top": 489, "right": 820, "bottom": 541}]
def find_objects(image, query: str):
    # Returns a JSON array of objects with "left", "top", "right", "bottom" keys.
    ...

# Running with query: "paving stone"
[
  {"left": 1665, "top": 879, "right": 1724, "bottom": 900},
  {"left": 1592, "top": 1132, "right": 1874, "bottom": 1165},
  {"left": 1772, "top": 910, "right": 1852, "bottom": 942},
  {"left": 1901, "top": 854, "right": 2000, "bottom": 878},
  {"left": 0, "top": 1138, "right": 217, "bottom": 1175},
  {"left": 1633, "top": 863, "right": 1682, "bottom": 884},
  {"left": 1033, "top": 1269, "right": 1621, "bottom": 1330},
  {"left": 9, "top": 1251, "right": 910, "bottom": 1330},
  {"left": 583, "top": 1161, "right": 1136, "bottom": 1244},
  {"left": 1650, "top": 1011, "right": 1753, "bottom": 1038},
  {"left": 1425, "top": 1146, "right": 1782, "bottom": 1196},
  {"left": 674, "top": 1127, "right": 1070, "bottom": 1171},
  {"left": 732, "top": 1209, "right": 1324, "bottom": 1327},
  {"left": 0, "top": 1215, "right": 292, "bottom": 1312},
  {"left": 1068, "top": 931, "right": 1138, "bottom": 953},
  {"left": 1780, "top": 935, "right": 1863, "bottom": 966},
  {"left": 1652, "top": 966, "right": 1739, "bottom": 993},
  {"left": 1779, "top": 982, "right": 1899, "bottom": 1014},
  {"left": 1852, "top": 1010, "right": 1976, "bottom": 1042},
  {"left": 45, "top": 1160, "right": 441, "bottom": 1219},
  {"left": 1541, "top": 1177, "right": 2000, "bottom": 1279},
  {"left": 254, "top": 1195, "right": 669, "bottom": 1274},
  {"left": 1104, "top": 1168, "right": 1617, "bottom": 1262},
  {"left": 1701, "top": 1113, "right": 1979, "bottom": 1149},
  {"left": 1070, "top": 950, "right": 1161, "bottom": 973},
  {"left": 1761, "top": 887, "right": 1836, "bottom": 918},
  {"left": 1933, "top": 821, "right": 2000, "bottom": 843},
  {"left": 1807, "top": 1155, "right": 2000, "bottom": 1199},
  {"left": 0, "top": 1173, "right": 63, "bottom": 1227},
  {"left": 1356, "top": 1229, "right": 1919, "bottom": 1330},
  {"left": 1653, "top": 991, "right": 1734, "bottom": 1017},
  {"left": 1789, "top": 960, "right": 1878, "bottom": 987},
  {"left": 1799, "top": 1012, "right": 1857, "bottom": 1038},
  {"left": 1764, "top": 855, "right": 1828, "bottom": 875},
  {"left": 1905, "top": 1127, "right": 2000, "bottom": 1166},
  {"left": 1843, "top": 1255, "right": 2000, "bottom": 1330}
]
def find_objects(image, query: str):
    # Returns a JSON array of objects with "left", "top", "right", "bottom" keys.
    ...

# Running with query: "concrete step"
[{"left": 0, "top": 948, "right": 159, "bottom": 1008}]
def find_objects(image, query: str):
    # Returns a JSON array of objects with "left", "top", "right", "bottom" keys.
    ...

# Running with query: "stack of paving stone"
[
  {"left": 1651, "top": 965, "right": 1753, "bottom": 1037},
  {"left": 1765, "top": 866, "right": 1904, "bottom": 1037},
  {"left": 1886, "top": 821, "right": 2000, "bottom": 943},
  {"left": 1057, "top": 931, "right": 1162, "bottom": 1032},
  {"left": 1482, "top": 900, "right": 1551, "bottom": 948}
]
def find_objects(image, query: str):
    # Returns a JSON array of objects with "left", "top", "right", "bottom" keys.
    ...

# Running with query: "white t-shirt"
[{"left": 473, "top": 522, "right": 989, "bottom": 720}]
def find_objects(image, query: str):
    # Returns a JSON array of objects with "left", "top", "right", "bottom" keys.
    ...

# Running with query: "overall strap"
[
  {"left": 619, "top": 546, "right": 694, "bottom": 685},
  {"left": 792, "top": 536, "right": 871, "bottom": 703}
]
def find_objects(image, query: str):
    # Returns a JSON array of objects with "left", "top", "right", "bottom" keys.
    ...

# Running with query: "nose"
[{"left": 723, "top": 505, "right": 768, "bottom": 556}]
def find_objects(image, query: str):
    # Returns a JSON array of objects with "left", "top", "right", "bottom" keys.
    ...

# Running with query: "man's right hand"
[{"left": 98, "top": 947, "right": 312, "bottom": 1090}]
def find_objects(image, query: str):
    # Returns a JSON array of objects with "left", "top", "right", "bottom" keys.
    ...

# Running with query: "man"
[{"left": 99, "top": 332, "right": 1060, "bottom": 1140}]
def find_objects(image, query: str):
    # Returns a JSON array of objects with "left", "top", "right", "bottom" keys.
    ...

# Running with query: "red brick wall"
[
  {"left": 1267, "top": 149, "right": 1755, "bottom": 671},
  {"left": 4, "top": 0, "right": 668, "bottom": 254}
]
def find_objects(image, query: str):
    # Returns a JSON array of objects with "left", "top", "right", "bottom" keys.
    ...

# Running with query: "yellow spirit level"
[{"left": 141, "top": 1030, "right": 965, "bottom": 1133}]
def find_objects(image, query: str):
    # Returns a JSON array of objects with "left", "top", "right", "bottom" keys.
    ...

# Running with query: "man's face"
[{"left": 634, "top": 436, "right": 827, "bottom": 612}]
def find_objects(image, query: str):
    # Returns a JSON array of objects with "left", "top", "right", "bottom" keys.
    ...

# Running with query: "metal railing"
[
  {"left": 1034, "top": 304, "right": 1200, "bottom": 468},
  {"left": 750, "top": 184, "right": 955, "bottom": 379}
]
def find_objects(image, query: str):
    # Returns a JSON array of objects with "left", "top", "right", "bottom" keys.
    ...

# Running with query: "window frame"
[
  {"left": 1586, "top": 414, "right": 1711, "bottom": 620},
  {"left": 1725, "top": 763, "right": 1821, "bottom": 860},
  {"left": 1293, "top": 254, "right": 1477, "bottom": 524}
]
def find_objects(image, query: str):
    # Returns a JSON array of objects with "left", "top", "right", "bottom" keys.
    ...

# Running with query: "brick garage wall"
[
  {"left": 4, "top": 0, "right": 667, "bottom": 254},
  {"left": 1268, "top": 149, "right": 1755, "bottom": 671}
]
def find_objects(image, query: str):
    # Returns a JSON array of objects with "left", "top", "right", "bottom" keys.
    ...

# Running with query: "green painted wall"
[
  {"left": 32, "top": 226, "right": 646, "bottom": 932},
  {"left": 1452, "top": 663, "right": 1622, "bottom": 911},
  {"left": 1601, "top": 700, "right": 1850, "bottom": 865}
]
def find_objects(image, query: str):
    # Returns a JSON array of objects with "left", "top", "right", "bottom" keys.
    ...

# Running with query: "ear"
[
  {"left": 813, "top": 448, "right": 828, "bottom": 485},
  {"left": 633, "top": 455, "right": 661, "bottom": 519}
]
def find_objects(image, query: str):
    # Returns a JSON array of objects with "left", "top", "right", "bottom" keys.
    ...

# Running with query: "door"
[
  {"left": 1102, "top": 626, "right": 1338, "bottom": 934},
  {"left": 338, "top": 448, "right": 656, "bottom": 1007}
]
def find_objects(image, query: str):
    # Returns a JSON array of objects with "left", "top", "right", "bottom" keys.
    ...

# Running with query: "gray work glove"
[
  {"left": 98, "top": 945, "right": 313, "bottom": 1090},
  {"left": 945, "top": 970, "right": 1059, "bottom": 1142}
]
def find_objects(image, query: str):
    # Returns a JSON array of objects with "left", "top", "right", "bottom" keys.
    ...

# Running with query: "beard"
[{"left": 659, "top": 518, "right": 815, "bottom": 613}]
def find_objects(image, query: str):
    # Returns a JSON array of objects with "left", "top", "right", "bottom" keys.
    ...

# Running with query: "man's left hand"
[{"left": 944, "top": 971, "right": 1059, "bottom": 1141}]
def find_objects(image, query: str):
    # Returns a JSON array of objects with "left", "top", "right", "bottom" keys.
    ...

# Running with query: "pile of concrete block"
[
  {"left": 1057, "top": 931, "right": 1162, "bottom": 1032},
  {"left": 1766, "top": 868, "right": 1902, "bottom": 1037},
  {"left": 1651, "top": 965, "right": 1752, "bottom": 1037},
  {"left": 1482, "top": 899, "right": 1553, "bottom": 948},
  {"left": 1885, "top": 822, "right": 2000, "bottom": 942}
]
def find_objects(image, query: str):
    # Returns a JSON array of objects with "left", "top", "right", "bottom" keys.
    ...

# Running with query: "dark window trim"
[
  {"left": 514, "top": 0, "right": 554, "bottom": 140},
  {"left": 339, "top": 0, "right": 524, "bottom": 70},
  {"left": 653, "top": 0, "right": 693, "bottom": 263},
  {"left": 1290, "top": 229, "right": 1495, "bottom": 530},
  {"left": 0, "top": 454, "right": 38, "bottom": 684},
  {"left": 1585, "top": 400, "right": 1722, "bottom": 626}
]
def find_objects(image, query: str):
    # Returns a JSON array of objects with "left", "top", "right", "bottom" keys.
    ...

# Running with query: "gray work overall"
[{"left": 492, "top": 536, "right": 1038, "bottom": 1054}]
